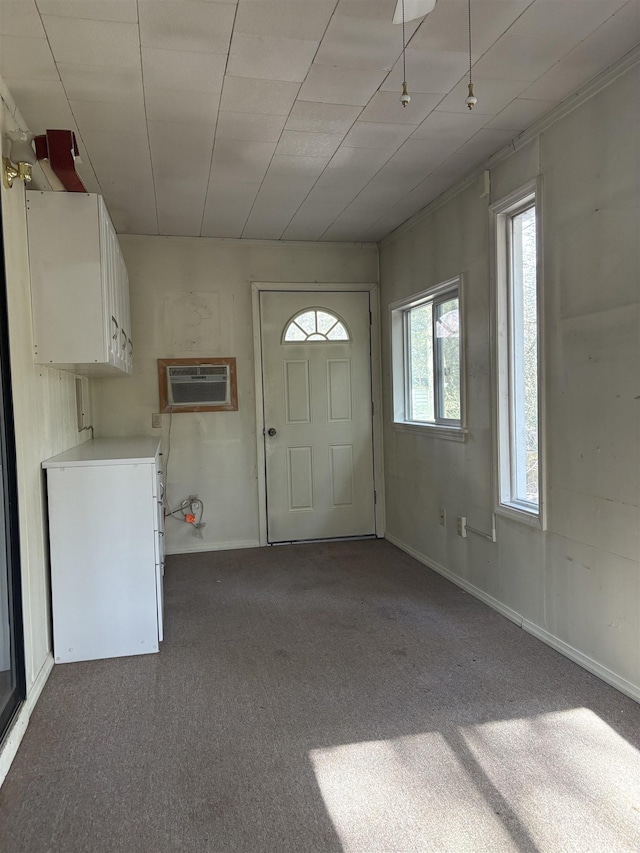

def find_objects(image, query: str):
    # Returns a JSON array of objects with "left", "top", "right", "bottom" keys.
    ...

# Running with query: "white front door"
[{"left": 260, "top": 290, "right": 376, "bottom": 543}]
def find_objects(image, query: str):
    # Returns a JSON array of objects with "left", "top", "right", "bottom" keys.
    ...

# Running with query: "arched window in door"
[{"left": 283, "top": 308, "right": 350, "bottom": 343}]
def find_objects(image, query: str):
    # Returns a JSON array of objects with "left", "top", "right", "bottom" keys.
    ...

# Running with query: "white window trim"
[
  {"left": 490, "top": 178, "right": 546, "bottom": 529},
  {"left": 390, "top": 276, "right": 467, "bottom": 439}
]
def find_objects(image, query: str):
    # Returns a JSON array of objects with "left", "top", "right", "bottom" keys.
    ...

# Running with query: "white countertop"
[{"left": 43, "top": 437, "right": 161, "bottom": 468}]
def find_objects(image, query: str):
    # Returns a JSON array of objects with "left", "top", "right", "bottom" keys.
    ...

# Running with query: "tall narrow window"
[
  {"left": 493, "top": 184, "right": 543, "bottom": 521},
  {"left": 390, "top": 277, "right": 464, "bottom": 436}
]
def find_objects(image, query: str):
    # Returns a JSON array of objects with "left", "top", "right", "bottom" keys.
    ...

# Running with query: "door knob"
[{"left": 267, "top": 428, "right": 277, "bottom": 437}]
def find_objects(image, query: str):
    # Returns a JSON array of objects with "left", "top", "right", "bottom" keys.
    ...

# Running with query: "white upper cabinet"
[{"left": 26, "top": 192, "right": 133, "bottom": 376}]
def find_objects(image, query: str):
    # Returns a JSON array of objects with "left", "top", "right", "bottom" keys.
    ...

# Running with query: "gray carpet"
[{"left": 1, "top": 540, "right": 639, "bottom": 853}]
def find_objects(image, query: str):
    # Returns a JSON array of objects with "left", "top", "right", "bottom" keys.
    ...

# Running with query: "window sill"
[
  {"left": 392, "top": 421, "right": 467, "bottom": 442},
  {"left": 495, "top": 503, "right": 544, "bottom": 529}
]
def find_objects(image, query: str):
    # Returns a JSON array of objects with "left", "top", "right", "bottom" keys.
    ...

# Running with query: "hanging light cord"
[
  {"left": 399, "top": 0, "right": 410, "bottom": 106},
  {"left": 402, "top": 0, "right": 406, "bottom": 84},
  {"left": 468, "top": 0, "right": 472, "bottom": 88},
  {"left": 466, "top": 0, "right": 477, "bottom": 109}
]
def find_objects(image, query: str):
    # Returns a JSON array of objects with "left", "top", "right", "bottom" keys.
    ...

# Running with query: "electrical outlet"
[
  {"left": 151, "top": 413, "right": 162, "bottom": 429},
  {"left": 439, "top": 507, "right": 446, "bottom": 527},
  {"left": 457, "top": 516, "right": 467, "bottom": 538}
]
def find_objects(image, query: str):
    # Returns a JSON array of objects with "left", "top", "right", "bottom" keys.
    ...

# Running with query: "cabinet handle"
[
  {"left": 121, "top": 329, "right": 127, "bottom": 349},
  {"left": 112, "top": 317, "right": 119, "bottom": 341}
]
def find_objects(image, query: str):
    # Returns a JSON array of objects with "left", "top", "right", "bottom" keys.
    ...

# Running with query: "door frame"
[{"left": 251, "top": 281, "right": 385, "bottom": 547}]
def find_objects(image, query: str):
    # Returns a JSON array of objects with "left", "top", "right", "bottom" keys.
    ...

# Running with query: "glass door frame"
[{"left": 0, "top": 195, "right": 26, "bottom": 743}]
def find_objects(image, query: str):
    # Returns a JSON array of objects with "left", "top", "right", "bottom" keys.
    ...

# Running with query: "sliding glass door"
[{"left": 0, "top": 197, "right": 25, "bottom": 742}]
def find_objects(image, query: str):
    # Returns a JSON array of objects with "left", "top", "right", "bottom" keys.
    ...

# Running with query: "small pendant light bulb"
[
  {"left": 466, "top": 82, "right": 477, "bottom": 110},
  {"left": 400, "top": 81, "right": 411, "bottom": 108}
]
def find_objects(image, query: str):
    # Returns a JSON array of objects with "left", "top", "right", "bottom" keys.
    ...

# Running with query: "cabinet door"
[
  {"left": 48, "top": 463, "right": 159, "bottom": 663},
  {"left": 98, "top": 200, "right": 120, "bottom": 368},
  {"left": 153, "top": 461, "right": 165, "bottom": 642}
]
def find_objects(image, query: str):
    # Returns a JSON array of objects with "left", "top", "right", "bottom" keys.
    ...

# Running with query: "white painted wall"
[
  {"left": 93, "top": 237, "right": 378, "bottom": 554},
  {"left": 0, "top": 80, "right": 92, "bottom": 701},
  {"left": 379, "top": 65, "right": 640, "bottom": 699}
]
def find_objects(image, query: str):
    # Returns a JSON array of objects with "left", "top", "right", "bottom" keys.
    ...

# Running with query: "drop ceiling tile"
[
  {"left": 509, "top": 0, "right": 627, "bottom": 40},
  {"left": 57, "top": 62, "right": 143, "bottom": 104},
  {"left": 144, "top": 86, "right": 220, "bottom": 127},
  {"left": 243, "top": 175, "right": 316, "bottom": 239},
  {"left": 412, "top": 110, "right": 487, "bottom": 143},
  {"left": 211, "top": 138, "right": 277, "bottom": 183},
  {"left": 228, "top": 33, "right": 318, "bottom": 82},
  {"left": 268, "top": 154, "right": 331, "bottom": 178},
  {"left": 343, "top": 121, "right": 414, "bottom": 150},
  {"left": 522, "top": 5, "right": 640, "bottom": 101},
  {"left": 276, "top": 130, "right": 344, "bottom": 158},
  {"left": 142, "top": 48, "right": 225, "bottom": 94},
  {"left": 216, "top": 111, "right": 287, "bottom": 142},
  {"left": 454, "top": 128, "right": 517, "bottom": 165},
  {"left": 42, "top": 16, "right": 140, "bottom": 68},
  {"left": 410, "top": 1, "right": 531, "bottom": 57},
  {"left": 285, "top": 101, "right": 361, "bottom": 135},
  {"left": 381, "top": 48, "right": 468, "bottom": 95},
  {"left": 2, "top": 79, "right": 75, "bottom": 131},
  {"left": 359, "top": 91, "right": 440, "bottom": 125},
  {"left": 315, "top": 146, "right": 393, "bottom": 191},
  {"left": 148, "top": 121, "right": 216, "bottom": 177},
  {"left": 322, "top": 207, "right": 381, "bottom": 241},
  {"left": 0, "top": 35, "right": 59, "bottom": 80},
  {"left": 486, "top": 97, "right": 558, "bottom": 131},
  {"left": 145, "top": 88, "right": 220, "bottom": 125},
  {"left": 80, "top": 130, "right": 153, "bottom": 177},
  {"left": 70, "top": 99, "right": 148, "bottom": 136},
  {"left": 36, "top": 1, "right": 138, "bottom": 23},
  {"left": 436, "top": 78, "right": 530, "bottom": 115},
  {"left": 298, "top": 65, "right": 388, "bottom": 106},
  {"left": 201, "top": 181, "right": 261, "bottom": 238},
  {"left": 220, "top": 77, "right": 300, "bottom": 116},
  {"left": 0, "top": 1, "right": 46, "bottom": 37},
  {"left": 138, "top": 1, "right": 235, "bottom": 54},
  {"left": 314, "top": 13, "right": 419, "bottom": 72},
  {"left": 472, "top": 33, "right": 580, "bottom": 83},
  {"left": 155, "top": 179, "right": 207, "bottom": 236},
  {"left": 387, "top": 136, "right": 459, "bottom": 177},
  {"left": 282, "top": 185, "right": 361, "bottom": 240},
  {"left": 337, "top": 1, "right": 405, "bottom": 23},
  {"left": 234, "top": 1, "right": 335, "bottom": 40}
]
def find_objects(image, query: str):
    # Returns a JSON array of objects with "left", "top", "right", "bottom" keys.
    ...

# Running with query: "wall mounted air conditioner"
[
  {"left": 158, "top": 357, "right": 238, "bottom": 413},
  {"left": 166, "top": 364, "right": 230, "bottom": 407}
]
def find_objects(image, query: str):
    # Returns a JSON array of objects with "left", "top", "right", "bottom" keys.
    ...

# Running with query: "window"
[
  {"left": 283, "top": 309, "right": 350, "bottom": 342},
  {"left": 390, "top": 277, "right": 464, "bottom": 436},
  {"left": 493, "top": 182, "right": 543, "bottom": 522}
]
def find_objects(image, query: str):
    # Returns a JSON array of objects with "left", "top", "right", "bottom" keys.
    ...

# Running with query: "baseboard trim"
[
  {"left": 385, "top": 534, "right": 640, "bottom": 705},
  {"left": 386, "top": 533, "right": 523, "bottom": 627},
  {"left": 0, "top": 653, "right": 54, "bottom": 787},
  {"left": 166, "top": 539, "right": 261, "bottom": 556},
  {"left": 522, "top": 621, "right": 640, "bottom": 704}
]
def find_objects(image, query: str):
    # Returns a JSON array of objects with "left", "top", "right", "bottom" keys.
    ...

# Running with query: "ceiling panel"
[
  {"left": 228, "top": 33, "right": 319, "bottom": 81},
  {"left": 234, "top": 1, "right": 336, "bottom": 40},
  {"left": 220, "top": 77, "right": 300, "bottom": 116},
  {"left": 142, "top": 48, "right": 226, "bottom": 94},
  {"left": 201, "top": 180, "right": 261, "bottom": 238},
  {"left": 138, "top": 1, "right": 235, "bottom": 54},
  {"left": 298, "top": 64, "right": 388, "bottom": 105},
  {"left": 42, "top": 15, "right": 140, "bottom": 67},
  {"left": 0, "top": 0, "right": 635, "bottom": 242},
  {"left": 0, "top": 0, "right": 46, "bottom": 37},
  {"left": 57, "top": 62, "right": 143, "bottom": 104},
  {"left": 285, "top": 101, "right": 361, "bottom": 134},
  {"left": 0, "top": 35, "right": 58, "bottom": 80},
  {"left": 276, "top": 130, "right": 344, "bottom": 158},
  {"left": 216, "top": 111, "right": 288, "bottom": 142},
  {"left": 35, "top": 1, "right": 139, "bottom": 23},
  {"left": 145, "top": 89, "right": 220, "bottom": 125}
]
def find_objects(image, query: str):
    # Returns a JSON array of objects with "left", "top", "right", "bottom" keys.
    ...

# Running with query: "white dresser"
[{"left": 43, "top": 438, "right": 164, "bottom": 664}]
